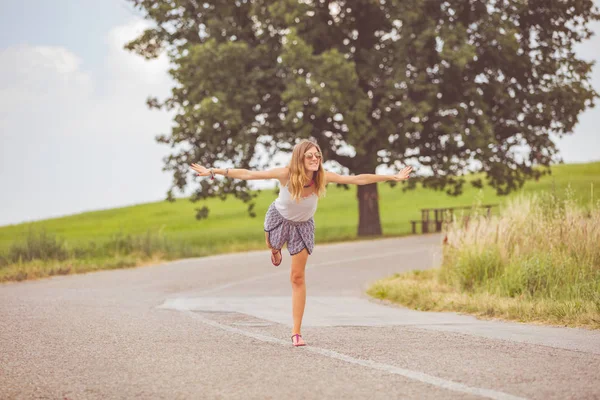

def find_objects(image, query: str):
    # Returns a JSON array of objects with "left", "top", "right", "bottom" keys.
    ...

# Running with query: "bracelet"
[
  {"left": 225, "top": 168, "right": 229, "bottom": 177},
  {"left": 209, "top": 168, "right": 215, "bottom": 180}
]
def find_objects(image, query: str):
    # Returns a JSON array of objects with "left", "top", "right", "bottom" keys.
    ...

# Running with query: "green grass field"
[{"left": 1, "top": 161, "right": 599, "bottom": 282}]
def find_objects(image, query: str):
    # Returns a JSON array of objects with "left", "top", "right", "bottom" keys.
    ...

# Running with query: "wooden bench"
[{"left": 411, "top": 204, "right": 498, "bottom": 234}]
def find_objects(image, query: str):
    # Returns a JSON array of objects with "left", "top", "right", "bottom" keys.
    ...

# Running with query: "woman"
[{"left": 190, "top": 139, "right": 412, "bottom": 347}]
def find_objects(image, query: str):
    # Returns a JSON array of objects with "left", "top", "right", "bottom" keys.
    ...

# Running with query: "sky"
[{"left": 0, "top": 0, "right": 599, "bottom": 227}]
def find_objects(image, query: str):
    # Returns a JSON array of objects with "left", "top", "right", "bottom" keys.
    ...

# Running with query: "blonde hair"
[{"left": 286, "top": 140, "right": 327, "bottom": 202}]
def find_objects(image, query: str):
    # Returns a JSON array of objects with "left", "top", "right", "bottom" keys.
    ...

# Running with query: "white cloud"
[
  {"left": 0, "top": 45, "right": 94, "bottom": 140},
  {"left": 0, "top": 45, "right": 91, "bottom": 84},
  {"left": 0, "top": 18, "right": 175, "bottom": 226},
  {"left": 105, "top": 20, "right": 171, "bottom": 86}
]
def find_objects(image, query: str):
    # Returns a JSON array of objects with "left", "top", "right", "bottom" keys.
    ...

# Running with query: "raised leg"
[{"left": 265, "top": 232, "right": 281, "bottom": 264}]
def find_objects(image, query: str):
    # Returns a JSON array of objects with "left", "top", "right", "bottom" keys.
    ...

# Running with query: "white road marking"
[{"left": 187, "top": 311, "right": 527, "bottom": 400}]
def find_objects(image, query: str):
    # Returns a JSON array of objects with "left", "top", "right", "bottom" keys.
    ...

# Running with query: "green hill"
[
  {"left": 2, "top": 161, "right": 600, "bottom": 251},
  {"left": 1, "top": 161, "right": 599, "bottom": 282}
]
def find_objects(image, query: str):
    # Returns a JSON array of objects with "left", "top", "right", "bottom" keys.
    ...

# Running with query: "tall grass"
[
  {"left": 368, "top": 188, "right": 600, "bottom": 328},
  {"left": 441, "top": 190, "right": 600, "bottom": 302}
]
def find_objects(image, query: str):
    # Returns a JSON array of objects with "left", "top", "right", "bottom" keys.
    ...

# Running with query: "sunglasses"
[{"left": 304, "top": 152, "right": 322, "bottom": 160}]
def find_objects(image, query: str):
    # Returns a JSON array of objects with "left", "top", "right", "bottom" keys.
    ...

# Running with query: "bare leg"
[
  {"left": 265, "top": 232, "right": 281, "bottom": 264},
  {"left": 290, "top": 248, "right": 309, "bottom": 335}
]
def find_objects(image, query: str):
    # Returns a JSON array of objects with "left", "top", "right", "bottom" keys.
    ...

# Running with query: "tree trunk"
[{"left": 357, "top": 183, "right": 382, "bottom": 236}]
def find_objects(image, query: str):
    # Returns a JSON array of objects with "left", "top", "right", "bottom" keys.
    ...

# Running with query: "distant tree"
[{"left": 126, "top": 0, "right": 599, "bottom": 236}]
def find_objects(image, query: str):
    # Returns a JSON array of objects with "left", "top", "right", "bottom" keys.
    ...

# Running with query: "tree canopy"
[{"left": 126, "top": 0, "right": 599, "bottom": 235}]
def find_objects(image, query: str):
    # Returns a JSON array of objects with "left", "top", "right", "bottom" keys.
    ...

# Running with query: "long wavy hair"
[{"left": 286, "top": 140, "right": 327, "bottom": 202}]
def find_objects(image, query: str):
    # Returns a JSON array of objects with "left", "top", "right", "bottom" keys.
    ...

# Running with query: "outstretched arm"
[
  {"left": 190, "top": 163, "right": 288, "bottom": 181},
  {"left": 325, "top": 166, "right": 412, "bottom": 185}
]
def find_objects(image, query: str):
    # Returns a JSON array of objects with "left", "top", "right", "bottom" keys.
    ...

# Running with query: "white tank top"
[{"left": 274, "top": 181, "right": 318, "bottom": 222}]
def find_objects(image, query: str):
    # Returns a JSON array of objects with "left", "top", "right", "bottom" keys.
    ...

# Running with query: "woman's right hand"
[{"left": 190, "top": 163, "right": 211, "bottom": 177}]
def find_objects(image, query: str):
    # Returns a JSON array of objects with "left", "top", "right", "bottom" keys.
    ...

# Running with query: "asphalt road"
[{"left": 1, "top": 234, "right": 599, "bottom": 399}]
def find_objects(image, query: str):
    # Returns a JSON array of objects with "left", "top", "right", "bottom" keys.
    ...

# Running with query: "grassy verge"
[{"left": 367, "top": 190, "right": 600, "bottom": 329}]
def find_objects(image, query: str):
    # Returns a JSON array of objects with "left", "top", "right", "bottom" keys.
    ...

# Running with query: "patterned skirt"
[{"left": 264, "top": 202, "right": 315, "bottom": 255}]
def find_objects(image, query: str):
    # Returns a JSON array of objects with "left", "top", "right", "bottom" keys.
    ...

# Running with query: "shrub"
[{"left": 6, "top": 229, "right": 69, "bottom": 263}]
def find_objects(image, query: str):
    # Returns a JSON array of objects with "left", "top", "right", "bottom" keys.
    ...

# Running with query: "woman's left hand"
[{"left": 392, "top": 166, "right": 412, "bottom": 181}]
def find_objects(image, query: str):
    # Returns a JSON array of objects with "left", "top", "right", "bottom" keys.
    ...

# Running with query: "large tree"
[{"left": 126, "top": 0, "right": 599, "bottom": 236}]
